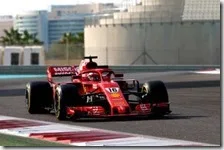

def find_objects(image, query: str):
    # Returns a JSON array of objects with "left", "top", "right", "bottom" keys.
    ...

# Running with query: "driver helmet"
[{"left": 87, "top": 72, "right": 100, "bottom": 81}]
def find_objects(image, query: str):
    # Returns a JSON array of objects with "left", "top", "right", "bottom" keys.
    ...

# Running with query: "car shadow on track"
[
  {"left": 153, "top": 114, "right": 207, "bottom": 120},
  {"left": 70, "top": 114, "right": 207, "bottom": 122}
]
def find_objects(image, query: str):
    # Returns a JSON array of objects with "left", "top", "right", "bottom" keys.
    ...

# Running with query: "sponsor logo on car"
[
  {"left": 105, "top": 87, "right": 119, "bottom": 93},
  {"left": 93, "top": 84, "right": 98, "bottom": 89},
  {"left": 111, "top": 93, "right": 120, "bottom": 98},
  {"left": 53, "top": 67, "right": 72, "bottom": 72}
]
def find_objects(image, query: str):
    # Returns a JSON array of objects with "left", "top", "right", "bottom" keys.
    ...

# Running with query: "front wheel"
[
  {"left": 55, "top": 91, "right": 67, "bottom": 120},
  {"left": 54, "top": 84, "right": 80, "bottom": 120},
  {"left": 141, "top": 81, "right": 170, "bottom": 116},
  {"left": 142, "top": 80, "right": 169, "bottom": 103}
]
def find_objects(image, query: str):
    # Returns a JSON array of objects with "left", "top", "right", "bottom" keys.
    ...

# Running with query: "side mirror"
[
  {"left": 127, "top": 80, "right": 136, "bottom": 89},
  {"left": 127, "top": 80, "right": 140, "bottom": 91}
]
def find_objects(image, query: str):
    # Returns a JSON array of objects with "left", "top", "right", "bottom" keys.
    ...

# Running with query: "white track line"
[
  {"left": 192, "top": 69, "right": 220, "bottom": 74},
  {"left": 0, "top": 115, "right": 218, "bottom": 146}
]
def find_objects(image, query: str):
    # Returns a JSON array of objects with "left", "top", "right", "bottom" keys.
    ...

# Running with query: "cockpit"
[{"left": 79, "top": 70, "right": 115, "bottom": 82}]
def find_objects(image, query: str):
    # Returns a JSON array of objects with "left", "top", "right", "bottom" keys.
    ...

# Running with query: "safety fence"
[
  {"left": 0, "top": 65, "right": 220, "bottom": 75},
  {"left": 84, "top": 48, "right": 221, "bottom": 66},
  {"left": 46, "top": 43, "right": 84, "bottom": 66}
]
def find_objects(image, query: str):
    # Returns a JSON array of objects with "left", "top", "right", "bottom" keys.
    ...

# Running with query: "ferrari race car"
[{"left": 25, "top": 56, "right": 171, "bottom": 120}]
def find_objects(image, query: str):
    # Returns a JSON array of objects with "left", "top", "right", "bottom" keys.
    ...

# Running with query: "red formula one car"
[{"left": 25, "top": 56, "right": 171, "bottom": 120}]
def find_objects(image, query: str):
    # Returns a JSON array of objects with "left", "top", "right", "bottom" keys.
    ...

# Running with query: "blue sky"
[{"left": 0, "top": 0, "right": 125, "bottom": 16}]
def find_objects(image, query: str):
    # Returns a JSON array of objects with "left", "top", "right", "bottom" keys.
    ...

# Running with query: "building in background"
[
  {"left": 48, "top": 3, "right": 117, "bottom": 44},
  {"left": 0, "top": 16, "right": 13, "bottom": 40},
  {"left": 14, "top": 11, "right": 48, "bottom": 48},
  {"left": 48, "top": 14, "right": 89, "bottom": 44},
  {"left": 49, "top": 3, "right": 116, "bottom": 18},
  {"left": 9, "top": 3, "right": 118, "bottom": 49},
  {"left": 84, "top": 0, "right": 220, "bottom": 65}
]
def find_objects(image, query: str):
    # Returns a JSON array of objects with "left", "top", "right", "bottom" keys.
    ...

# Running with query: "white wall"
[
  {"left": 1, "top": 46, "right": 45, "bottom": 66},
  {"left": 3, "top": 46, "right": 23, "bottom": 66},
  {"left": 23, "top": 46, "right": 45, "bottom": 65},
  {"left": 85, "top": 21, "right": 220, "bottom": 65}
]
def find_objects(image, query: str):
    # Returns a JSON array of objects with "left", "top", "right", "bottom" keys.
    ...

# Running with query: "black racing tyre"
[
  {"left": 54, "top": 84, "right": 81, "bottom": 120},
  {"left": 141, "top": 81, "right": 169, "bottom": 103},
  {"left": 25, "top": 81, "right": 53, "bottom": 114}
]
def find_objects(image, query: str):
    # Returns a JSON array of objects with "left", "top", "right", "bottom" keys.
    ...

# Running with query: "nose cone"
[
  {"left": 114, "top": 106, "right": 130, "bottom": 114},
  {"left": 118, "top": 106, "right": 126, "bottom": 114}
]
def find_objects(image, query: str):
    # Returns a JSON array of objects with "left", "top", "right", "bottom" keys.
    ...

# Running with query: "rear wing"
[{"left": 47, "top": 66, "right": 77, "bottom": 83}]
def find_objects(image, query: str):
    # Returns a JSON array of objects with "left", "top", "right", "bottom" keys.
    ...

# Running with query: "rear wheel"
[
  {"left": 25, "top": 81, "right": 53, "bottom": 114},
  {"left": 54, "top": 84, "right": 81, "bottom": 120}
]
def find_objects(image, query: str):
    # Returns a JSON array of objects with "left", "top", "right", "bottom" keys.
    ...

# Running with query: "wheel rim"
[
  {"left": 142, "top": 86, "right": 147, "bottom": 94},
  {"left": 54, "top": 93, "right": 60, "bottom": 118},
  {"left": 25, "top": 89, "right": 30, "bottom": 110}
]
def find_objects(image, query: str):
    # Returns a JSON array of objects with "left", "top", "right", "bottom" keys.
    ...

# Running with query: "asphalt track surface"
[{"left": 0, "top": 71, "right": 221, "bottom": 145}]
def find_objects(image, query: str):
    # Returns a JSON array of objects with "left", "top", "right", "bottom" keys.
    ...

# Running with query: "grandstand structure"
[{"left": 84, "top": 0, "right": 220, "bottom": 65}]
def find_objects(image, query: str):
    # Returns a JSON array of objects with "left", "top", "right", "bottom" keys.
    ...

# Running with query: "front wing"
[{"left": 66, "top": 103, "right": 171, "bottom": 118}]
